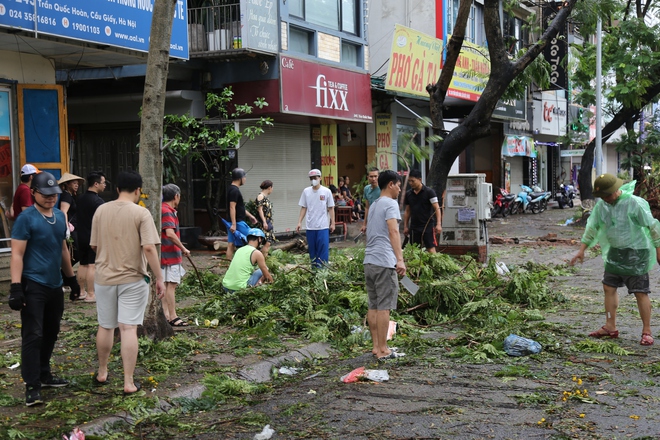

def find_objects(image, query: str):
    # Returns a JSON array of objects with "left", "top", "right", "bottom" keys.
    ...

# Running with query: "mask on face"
[{"left": 311, "top": 179, "right": 319, "bottom": 186}]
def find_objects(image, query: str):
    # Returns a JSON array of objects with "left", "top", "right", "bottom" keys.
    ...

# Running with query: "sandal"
[
  {"left": 169, "top": 317, "right": 189, "bottom": 327},
  {"left": 589, "top": 326, "right": 619, "bottom": 339},
  {"left": 641, "top": 333, "right": 654, "bottom": 346}
]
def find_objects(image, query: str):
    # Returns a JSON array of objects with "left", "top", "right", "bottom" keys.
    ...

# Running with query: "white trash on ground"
[
  {"left": 254, "top": 424, "right": 275, "bottom": 440},
  {"left": 278, "top": 367, "right": 301, "bottom": 375}
]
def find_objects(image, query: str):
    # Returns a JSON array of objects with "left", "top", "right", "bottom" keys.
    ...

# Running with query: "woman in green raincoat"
[{"left": 570, "top": 173, "right": 660, "bottom": 346}]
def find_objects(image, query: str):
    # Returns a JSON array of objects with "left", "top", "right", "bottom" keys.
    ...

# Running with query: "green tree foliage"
[{"left": 163, "top": 88, "right": 273, "bottom": 233}]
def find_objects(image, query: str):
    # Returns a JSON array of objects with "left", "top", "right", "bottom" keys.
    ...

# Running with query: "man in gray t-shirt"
[{"left": 363, "top": 170, "right": 406, "bottom": 361}]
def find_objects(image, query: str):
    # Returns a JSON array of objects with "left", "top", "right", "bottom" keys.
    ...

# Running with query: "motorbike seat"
[
  {"left": 503, "top": 194, "right": 516, "bottom": 201},
  {"left": 530, "top": 191, "right": 546, "bottom": 198}
]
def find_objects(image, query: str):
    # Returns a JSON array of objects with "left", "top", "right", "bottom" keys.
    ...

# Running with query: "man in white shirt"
[{"left": 296, "top": 169, "right": 335, "bottom": 268}]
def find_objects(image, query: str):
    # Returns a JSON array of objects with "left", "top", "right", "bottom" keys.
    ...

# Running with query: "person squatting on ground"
[
  {"left": 255, "top": 180, "right": 276, "bottom": 258},
  {"left": 361, "top": 167, "right": 381, "bottom": 234},
  {"left": 9, "top": 172, "right": 81, "bottom": 406},
  {"left": 161, "top": 184, "right": 191, "bottom": 328},
  {"left": 296, "top": 169, "right": 335, "bottom": 268},
  {"left": 11, "top": 164, "right": 39, "bottom": 219},
  {"left": 570, "top": 173, "right": 660, "bottom": 346},
  {"left": 222, "top": 228, "right": 274, "bottom": 292},
  {"left": 403, "top": 169, "right": 442, "bottom": 253},
  {"left": 227, "top": 168, "right": 259, "bottom": 261},
  {"left": 90, "top": 170, "right": 165, "bottom": 395},
  {"left": 364, "top": 170, "right": 406, "bottom": 361},
  {"left": 75, "top": 171, "right": 107, "bottom": 303}
]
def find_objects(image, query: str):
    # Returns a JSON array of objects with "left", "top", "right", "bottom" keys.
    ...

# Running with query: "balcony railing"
[{"left": 188, "top": 3, "right": 242, "bottom": 53}]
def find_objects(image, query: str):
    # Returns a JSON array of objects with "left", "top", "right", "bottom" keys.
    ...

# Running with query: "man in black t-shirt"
[
  {"left": 227, "top": 168, "right": 258, "bottom": 260},
  {"left": 76, "top": 171, "right": 106, "bottom": 302},
  {"left": 403, "top": 169, "right": 442, "bottom": 253}
]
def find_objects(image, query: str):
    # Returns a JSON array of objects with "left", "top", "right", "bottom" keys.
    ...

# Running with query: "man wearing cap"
[
  {"left": 9, "top": 171, "right": 80, "bottom": 406},
  {"left": 11, "top": 164, "right": 40, "bottom": 219},
  {"left": 76, "top": 171, "right": 106, "bottom": 303},
  {"left": 571, "top": 173, "right": 660, "bottom": 346},
  {"left": 227, "top": 168, "right": 259, "bottom": 261},
  {"left": 222, "top": 228, "right": 273, "bottom": 292},
  {"left": 296, "top": 169, "right": 335, "bottom": 268}
]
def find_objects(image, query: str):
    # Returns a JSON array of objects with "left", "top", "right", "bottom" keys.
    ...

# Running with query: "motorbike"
[
  {"left": 532, "top": 185, "right": 552, "bottom": 212},
  {"left": 491, "top": 188, "right": 516, "bottom": 217},
  {"left": 556, "top": 183, "right": 576, "bottom": 209},
  {"left": 516, "top": 184, "right": 548, "bottom": 214}
]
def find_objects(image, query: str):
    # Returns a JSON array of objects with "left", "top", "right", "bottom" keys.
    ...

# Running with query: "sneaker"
[
  {"left": 26, "top": 387, "right": 43, "bottom": 407},
  {"left": 41, "top": 375, "right": 69, "bottom": 388}
]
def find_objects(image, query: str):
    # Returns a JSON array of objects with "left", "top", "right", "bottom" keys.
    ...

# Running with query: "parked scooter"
[
  {"left": 532, "top": 185, "right": 552, "bottom": 212},
  {"left": 518, "top": 184, "right": 547, "bottom": 214},
  {"left": 491, "top": 188, "right": 516, "bottom": 217},
  {"left": 556, "top": 183, "right": 576, "bottom": 209}
]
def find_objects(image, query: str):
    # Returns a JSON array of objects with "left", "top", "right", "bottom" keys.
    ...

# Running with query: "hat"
[
  {"left": 308, "top": 169, "right": 321, "bottom": 177},
  {"left": 31, "top": 172, "right": 62, "bottom": 195},
  {"left": 21, "top": 164, "right": 40, "bottom": 176},
  {"left": 58, "top": 172, "right": 84, "bottom": 185},
  {"left": 593, "top": 173, "right": 623, "bottom": 198}
]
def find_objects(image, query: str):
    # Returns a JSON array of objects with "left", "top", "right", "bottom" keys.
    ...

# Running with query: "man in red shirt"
[
  {"left": 161, "top": 184, "right": 190, "bottom": 327},
  {"left": 11, "top": 164, "right": 40, "bottom": 219}
]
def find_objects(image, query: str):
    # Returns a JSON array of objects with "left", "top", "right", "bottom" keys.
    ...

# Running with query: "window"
[
  {"left": 447, "top": 0, "right": 475, "bottom": 43},
  {"left": 293, "top": 0, "right": 357, "bottom": 34},
  {"left": 503, "top": 13, "right": 528, "bottom": 53},
  {"left": 289, "top": 27, "right": 313, "bottom": 54},
  {"left": 341, "top": 41, "right": 358, "bottom": 66}
]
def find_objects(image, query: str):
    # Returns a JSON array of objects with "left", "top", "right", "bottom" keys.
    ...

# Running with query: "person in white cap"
[
  {"left": 11, "top": 164, "right": 40, "bottom": 219},
  {"left": 296, "top": 169, "right": 335, "bottom": 268}
]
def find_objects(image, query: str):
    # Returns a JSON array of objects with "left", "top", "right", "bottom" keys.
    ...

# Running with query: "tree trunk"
[{"left": 138, "top": 0, "right": 177, "bottom": 340}]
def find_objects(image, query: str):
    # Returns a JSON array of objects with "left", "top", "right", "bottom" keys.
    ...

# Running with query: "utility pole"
[
  {"left": 139, "top": 0, "right": 178, "bottom": 339},
  {"left": 595, "top": 18, "right": 603, "bottom": 176}
]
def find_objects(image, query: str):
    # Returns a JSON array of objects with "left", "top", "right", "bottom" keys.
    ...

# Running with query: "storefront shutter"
[{"left": 238, "top": 124, "right": 311, "bottom": 233}]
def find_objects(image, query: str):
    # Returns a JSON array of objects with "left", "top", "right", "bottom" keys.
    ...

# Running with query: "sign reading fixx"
[{"left": 280, "top": 56, "right": 373, "bottom": 122}]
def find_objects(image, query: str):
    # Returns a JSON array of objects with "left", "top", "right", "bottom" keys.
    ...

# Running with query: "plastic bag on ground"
[
  {"left": 341, "top": 367, "right": 389, "bottom": 383},
  {"left": 503, "top": 334, "right": 542, "bottom": 356},
  {"left": 254, "top": 424, "right": 275, "bottom": 440}
]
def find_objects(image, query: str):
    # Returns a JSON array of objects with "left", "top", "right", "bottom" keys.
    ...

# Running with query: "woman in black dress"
[{"left": 57, "top": 173, "right": 85, "bottom": 295}]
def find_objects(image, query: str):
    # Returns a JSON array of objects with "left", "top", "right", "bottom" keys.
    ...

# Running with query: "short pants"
[
  {"left": 602, "top": 271, "right": 650, "bottom": 294},
  {"left": 162, "top": 264, "right": 186, "bottom": 284},
  {"left": 409, "top": 227, "right": 438, "bottom": 250},
  {"left": 364, "top": 263, "right": 398, "bottom": 310},
  {"left": 228, "top": 221, "right": 251, "bottom": 245},
  {"left": 95, "top": 278, "right": 150, "bottom": 327}
]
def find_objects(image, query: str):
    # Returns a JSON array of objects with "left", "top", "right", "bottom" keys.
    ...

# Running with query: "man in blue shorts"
[
  {"left": 296, "top": 169, "right": 335, "bottom": 268},
  {"left": 403, "top": 169, "right": 442, "bottom": 253},
  {"left": 364, "top": 170, "right": 406, "bottom": 361},
  {"left": 571, "top": 173, "right": 660, "bottom": 346},
  {"left": 9, "top": 172, "right": 81, "bottom": 406},
  {"left": 227, "top": 168, "right": 258, "bottom": 261}
]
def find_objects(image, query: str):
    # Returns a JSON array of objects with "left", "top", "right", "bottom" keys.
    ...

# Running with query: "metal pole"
[{"left": 595, "top": 18, "right": 603, "bottom": 176}]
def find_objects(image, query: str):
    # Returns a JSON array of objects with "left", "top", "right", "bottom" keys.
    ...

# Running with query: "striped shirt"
[{"left": 161, "top": 202, "right": 181, "bottom": 266}]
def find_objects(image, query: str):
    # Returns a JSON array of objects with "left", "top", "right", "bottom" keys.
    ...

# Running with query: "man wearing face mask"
[{"left": 296, "top": 169, "right": 335, "bottom": 268}]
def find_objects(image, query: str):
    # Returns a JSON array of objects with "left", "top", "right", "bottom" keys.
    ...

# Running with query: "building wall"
[{"left": 0, "top": 51, "right": 55, "bottom": 84}]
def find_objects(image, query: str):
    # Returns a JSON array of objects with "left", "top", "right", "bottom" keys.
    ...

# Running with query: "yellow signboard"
[
  {"left": 375, "top": 113, "right": 393, "bottom": 171},
  {"left": 320, "top": 124, "right": 338, "bottom": 187},
  {"left": 386, "top": 24, "right": 442, "bottom": 98},
  {"left": 446, "top": 36, "right": 490, "bottom": 102}
]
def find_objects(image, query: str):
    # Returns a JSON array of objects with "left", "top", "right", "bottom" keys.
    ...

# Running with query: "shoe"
[
  {"left": 169, "top": 317, "right": 189, "bottom": 327},
  {"left": 26, "top": 387, "right": 43, "bottom": 407},
  {"left": 589, "top": 326, "right": 619, "bottom": 339},
  {"left": 377, "top": 351, "right": 406, "bottom": 362},
  {"left": 41, "top": 375, "right": 69, "bottom": 388},
  {"left": 123, "top": 382, "right": 142, "bottom": 396},
  {"left": 641, "top": 333, "right": 654, "bottom": 346},
  {"left": 93, "top": 373, "right": 110, "bottom": 386}
]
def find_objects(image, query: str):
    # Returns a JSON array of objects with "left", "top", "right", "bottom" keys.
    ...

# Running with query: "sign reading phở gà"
[
  {"left": 280, "top": 56, "right": 373, "bottom": 122},
  {"left": 385, "top": 24, "right": 442, "bottom": 98},
  {"left": 446, "top": 36, "right": 490, "bottom": 102},
  {"left": 375, "top": 113, "right": 393, "bottom": 171},
  {"left": 0, "top": 0, "right": 189, "bottom": 59},
  {"left": 533, "top": 91, "right": 567, "bottom": 137},
  {"left": 502, "top": 135, "right": 536, "bottom": 158},
  {"left": 321, "top": 124, "right": 338, "bottom": 187}
]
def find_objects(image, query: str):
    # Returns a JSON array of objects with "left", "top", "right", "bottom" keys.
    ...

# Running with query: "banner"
[
  {"left": 386, "top": 24, "right": 442, "bottom": 98},
  {"left": 321, "top": 124, "right": 338, "bottom": 187},
  {"left": 446, "top": 37, "right": 490, "bottom": 102},
  {"left": 501, "top": 135, "right": 536, "bottom": 158},
  {"left": 542, "top": 3, "right": 568, "bottom": 91},
  {"left": 375, "top": 113, "right": 393, "bottom": 170}
]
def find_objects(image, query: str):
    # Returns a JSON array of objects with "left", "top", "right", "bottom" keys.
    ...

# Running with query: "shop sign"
[
  {"left": 446, "top": 36, "right": 489, "bottom": 102},
  {"left": 493, "top": 98, "right": 526, "bottom": 121},
  {"left": 321, "top": 124, "right": 338, "bottom": 187},
  {"left": 561, "top": 149, "right": 584, "bottom": 157},
  {"left": 502, "top": 135, "right": 536, "bottom": 158},
  {"left": 0, "top": 90, "right": 11, "bottom": 178},
  {"left": 0, "top": 0, "right": 189, "bottom": 59},
  {"left": 533, "top": 91, "right": 567, "bottom": 137},
  {"left": 280, "top": 56, "right": 373, "bottom": 122},
  {"left": 542, "top": 3, "right": 568, "bottom": 91},
  {"left": 385, "top": 24, "right": 442, "bottom": 98},
  {"left": 375, "top": 113, "right": 394, "bottom": 171},
  {"left": 241, "top": 0, "right": 278, "bottom": 53}
]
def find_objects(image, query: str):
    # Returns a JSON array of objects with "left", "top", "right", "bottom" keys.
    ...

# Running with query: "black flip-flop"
[
  {"left": 93, "top": 373, "right": 110, "bottom": 386},
  {"left": 123, "top": 382, "right": 142, "bottom": 396},
  {"left": 377, "top": 351, "right": 406, "bottom": 362},
  {"left": 169, "top": 317, "right": 189, "bottom": 327}
]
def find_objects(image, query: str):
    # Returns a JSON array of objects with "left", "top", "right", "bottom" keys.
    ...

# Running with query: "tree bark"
[
  {"left": 427, "top": 0, "right": 578, "bottom": 200},
  {"left": 138, "top": 0, "right": 177, "bottom": 340}
]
